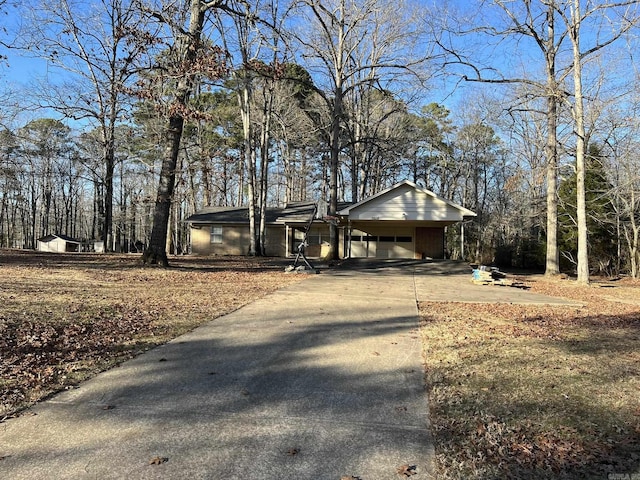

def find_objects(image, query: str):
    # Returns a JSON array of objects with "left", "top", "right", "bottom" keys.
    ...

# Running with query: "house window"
[
  {"left": 294, "top": 227, "right": 326, "bottom": 245},
  {"left": 210, "top": 226, "right": 223, "bottom": 244}
]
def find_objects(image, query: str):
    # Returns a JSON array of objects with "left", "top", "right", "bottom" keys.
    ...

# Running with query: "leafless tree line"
[{"left": 0, "top": 0, "right": 639, "bottom": 278}]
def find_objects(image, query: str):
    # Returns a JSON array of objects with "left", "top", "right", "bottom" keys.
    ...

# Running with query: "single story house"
[
  {"left": 36, "top": 234, "right": 82, "bottom": 253},
  {"left": 186, "top": 180, "right": 476, "bottom": 259}
]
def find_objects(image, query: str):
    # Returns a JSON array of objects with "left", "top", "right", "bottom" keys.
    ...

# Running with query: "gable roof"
[
  {"left": 274, "top": 201, "right": 317, "bottom": 223},
  {"left": 185, "top": 181, "right": 475, "bottom": 226},
  {"left": 186, "top": 206, "right": 260, "bottom": 224},
  {"left": 37, "top": 234, "right": 81, "bottom": 244},
  {"left": 338, "top": 180, "right": 476, "bottom": 220}
]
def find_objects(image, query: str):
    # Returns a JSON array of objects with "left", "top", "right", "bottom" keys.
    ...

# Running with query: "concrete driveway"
[
  {"left": 0, "top": 263, "right": 434, "bottom": 480},
  {"left": 337, "top": 258, "right": 581, "bottom": 306},
  {"left": 0, "top": 258, "right": 579, "bottom": 480}
]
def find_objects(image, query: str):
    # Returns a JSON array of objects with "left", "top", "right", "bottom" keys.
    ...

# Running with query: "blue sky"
[
  {"left": 1, "top": 3, "right": 53, "bottom": 124},
  {"left": 1, "top": 0, "right": 638, "bottom": 128},
  {"left": 0, "top": 0, "right": 475, "bottom": 126}
]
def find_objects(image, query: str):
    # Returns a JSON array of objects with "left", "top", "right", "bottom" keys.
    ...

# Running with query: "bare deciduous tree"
[
  {"left": 292, "top": 0, "right": 434, "bottom": 259},
  {"left": 19, "top": 0, "right": 147, "bottom": 252},
  {"left": 136, "top": 0, "right": 231, "bottom": 266},
  {"left": 442, "top": 0, "right": 571, "bottom": 275},
  {"left": 554, "top": 0, "right": 640, "bottom": 284}
]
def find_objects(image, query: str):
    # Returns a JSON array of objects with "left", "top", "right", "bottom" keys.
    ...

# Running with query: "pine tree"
[{"left": 558, "top": 144, "right": 616, "bottom": 274}]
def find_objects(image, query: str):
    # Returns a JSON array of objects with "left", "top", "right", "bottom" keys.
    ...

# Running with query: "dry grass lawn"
[
  {"left": 0, "top": 250, "right": 303, "bottom": 420},
  {"left": 3, "top": 251, "right": 639, "bottom": 479},
  {"left": 420, "top": 275, "right": 640, "bottom": 479}
]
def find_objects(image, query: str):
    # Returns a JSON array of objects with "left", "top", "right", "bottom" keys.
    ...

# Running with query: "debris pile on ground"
[
  {"left": 470, "top": 265, "right": 522, "bottom": 287},
  {"left": 284, "top": 264, "right": 319, "bottom": 274}
]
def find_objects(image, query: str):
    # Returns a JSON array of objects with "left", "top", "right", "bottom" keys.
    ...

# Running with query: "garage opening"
[
  {"left": 348, "top": 228, "right": 415, "bottom": 259},
  {"left": 415, "top": 227, "right": 444, "bottom": 259}
]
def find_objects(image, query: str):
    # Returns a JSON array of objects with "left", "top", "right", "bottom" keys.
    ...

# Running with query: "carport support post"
[
  {"left": 460, "top": 223, "right": 465, "bottom": 260},
  {"left": 285, "top": 225, "right": 289, "bottom": 257}
]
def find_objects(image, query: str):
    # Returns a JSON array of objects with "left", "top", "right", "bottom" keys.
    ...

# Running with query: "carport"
[{"left": 339, "top": 181, "right": 476, "bottom": 259}]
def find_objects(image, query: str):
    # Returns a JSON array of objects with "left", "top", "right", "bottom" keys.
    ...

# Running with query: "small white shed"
[{"left": 36, "top": 234, "right": 82, "bottom": 253}]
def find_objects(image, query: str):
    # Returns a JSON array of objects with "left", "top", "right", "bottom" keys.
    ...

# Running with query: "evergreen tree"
[{"left": 558, "top": 144, "right": 616, "bottom": 274}]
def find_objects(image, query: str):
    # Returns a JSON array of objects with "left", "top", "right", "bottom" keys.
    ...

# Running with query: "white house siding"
[
  {"left": 347, "top": 184, "right": 465, "bottom": 222},
  {"left": 37, "top": 238, "right": 66, "bottom": 252}
]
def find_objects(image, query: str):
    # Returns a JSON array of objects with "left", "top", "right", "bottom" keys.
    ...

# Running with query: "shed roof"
[{"left": 37, "top": 234, "right": 81, "bottom": 244}]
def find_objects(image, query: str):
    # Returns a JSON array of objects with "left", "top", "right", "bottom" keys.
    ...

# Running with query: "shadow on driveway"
[
  {"left": 331, "top": 258, "right": 470, "bottom": 276},
  {"left": 331, "top": 258, "right": 581, "bottom": 306}
]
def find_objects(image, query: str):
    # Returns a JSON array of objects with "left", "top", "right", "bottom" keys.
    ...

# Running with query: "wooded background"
[{"left": 0, "top": 0, "right": 638, "bottom": 278}]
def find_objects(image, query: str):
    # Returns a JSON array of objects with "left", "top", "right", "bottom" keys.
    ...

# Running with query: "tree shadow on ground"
[
  {"left": 0, "top": 293, "right": 432, "bottom": 480},
  {"left": 334, "top": 257, "right": 471, "bottom": 276}
]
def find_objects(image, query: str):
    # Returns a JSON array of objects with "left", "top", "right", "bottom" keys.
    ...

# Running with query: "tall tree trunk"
[
  {"left": 143, "top": 0, "right": 207, "bottom": 266},
  {"left": 544, "top": 4, "right": 560, "bottom": 276},
  {"left": 144, "top": 113, "right": 184, "bottom": 266},
  {"left": 228, "top": 0, "right": 258, "bottom": 255},
  {"left": 625, "top": 188, "right": 639, "bottom": 278},
  {"left": 570, "top": 0, "right": 590, "bottom": 284},
  {"left": 30, "top": 180, "right": 37, "bottom": 249},
  {"left": 239, "top": 80, "right": 257, "bottom": 256},
  {"left": 258, "top": 74, "right": 275, "bottom": 256},
  {"left": 103, "top": 135, "right": 115, "bottom": 252},
  {"left": 329, "top": 84, "right": 342, "bottom": 260},
  {"left": 352, "top": 104, "right": 362, "bottom": 203},
  {"left": 544, "top": 92, "right": 560, "bottom": 275}
]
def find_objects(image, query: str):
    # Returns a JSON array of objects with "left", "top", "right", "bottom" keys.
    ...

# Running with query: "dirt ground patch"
[
  {"left": 420, "top": 274, "right": 640, "bottom": 479},
  {"left": 0, "top": 250, "right": 304, "bottom": 420}
]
